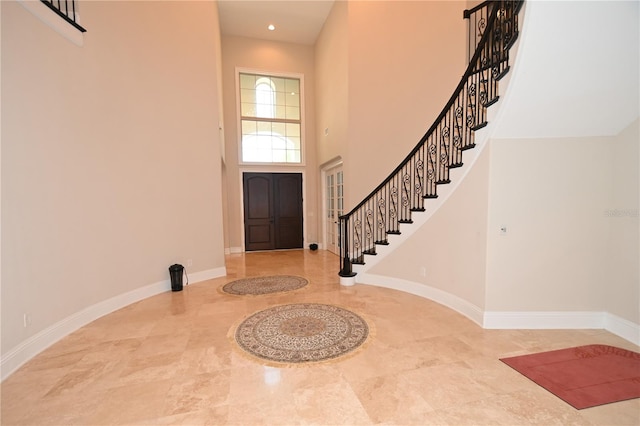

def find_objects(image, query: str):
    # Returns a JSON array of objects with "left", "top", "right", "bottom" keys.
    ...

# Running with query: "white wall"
[
  {"left": 1, "top": 0, "right": 226, "bottom": 376},
  {"left": 484, "top": 119, "right": 638, "bottom": 336},
  {"left": 485, "top": 136, "right": 613, "bottom": 312}
]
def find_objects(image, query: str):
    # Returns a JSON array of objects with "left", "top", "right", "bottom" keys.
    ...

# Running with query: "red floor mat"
[{"left": 500, "top": 344, "right": 640, "bottom": 409}]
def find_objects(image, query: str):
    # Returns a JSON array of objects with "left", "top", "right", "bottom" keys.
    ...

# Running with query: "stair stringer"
[{"left": 341, "top": 3, "right": 529, "bottom": 328}]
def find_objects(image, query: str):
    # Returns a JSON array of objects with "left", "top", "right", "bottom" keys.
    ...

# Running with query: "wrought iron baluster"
[
  {"left": 415, "top": 155, "right": 424, "bottom": 209},
  {"left": 355, "top": 211, "right": 359, "bottom": 263},
  {"left": 377, "top": 196, "right": 386, "bottom": 243},
  {"left": 440, "top": 119, "right": 451, "bottom": 183},
  {"left": 401, "top": 171, "right": 410, "bottom": 221},
  {"left": 427, "top": 136, "right": 437, "bottom": 194},
  {"left": 466, "top": 78, "right": 477, "bottom": 131},
  {"left": 454, "top": 101, "right": 464, "bottom": 158}
]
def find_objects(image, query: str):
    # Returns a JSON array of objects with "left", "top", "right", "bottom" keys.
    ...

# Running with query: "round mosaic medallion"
[
  {"left": 222, "top": 275, "right": 308, "bottom": 296},
  {"left": 234, "top": 303, "right": 369, "bottom": 364}
]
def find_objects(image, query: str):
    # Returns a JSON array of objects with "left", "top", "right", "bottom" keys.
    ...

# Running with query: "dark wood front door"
[{"left": 243, "top": 172, "right": 303, "bottom": 251}]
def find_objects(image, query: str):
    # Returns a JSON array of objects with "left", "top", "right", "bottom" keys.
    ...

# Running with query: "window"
[{"left": 239, "top": 72, "right": 302, "bottom": 164}]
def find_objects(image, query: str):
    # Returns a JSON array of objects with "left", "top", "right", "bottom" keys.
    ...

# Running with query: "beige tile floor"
[{"left": 1, "top": 249, "right": 639, "bottom": 425}]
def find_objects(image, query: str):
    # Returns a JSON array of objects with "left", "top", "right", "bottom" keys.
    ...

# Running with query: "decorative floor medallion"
[
  {"left": 233, "top": 303, "right": 370, "bottom": 364},
  {"left": 222, "top": 275, "right": 308, "bottom": 295}
]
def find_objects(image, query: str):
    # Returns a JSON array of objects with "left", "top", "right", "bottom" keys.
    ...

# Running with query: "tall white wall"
[
  {"left": 315, "top": 0, "right": 349, "bottom": 168},
  {"left": 346, "top": 1, "right": 467, "bottom": 208},
  {"left": 1, "top": 0, "right": 225, "bottom": 375},
  {"left": 313, "top": 1, "right": 468, "bottom": 211}
]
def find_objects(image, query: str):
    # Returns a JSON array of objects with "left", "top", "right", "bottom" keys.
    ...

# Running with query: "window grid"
[{"left": 239, "top": 72, "right": 302, "bottom": 164}]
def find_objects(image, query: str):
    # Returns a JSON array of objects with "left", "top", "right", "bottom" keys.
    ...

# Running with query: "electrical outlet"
[
  {"left": 187, "top": 259, "right": 193, "bottom": 267},
  {"left": 420, "top": 266, "right": 427, "bottom": 277},
  {"left": 23, "top": 313, "right": 32, "bottom": 328}
]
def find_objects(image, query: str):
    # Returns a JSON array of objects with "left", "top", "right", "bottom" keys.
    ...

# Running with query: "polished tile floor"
[{"left": 1, "top": 250, "right": 639, "bottom": 425}]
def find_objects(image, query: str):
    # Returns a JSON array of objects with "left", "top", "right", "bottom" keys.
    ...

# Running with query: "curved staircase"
[{"left": 339, "top": 0, "right": 525, "bottom": 283}]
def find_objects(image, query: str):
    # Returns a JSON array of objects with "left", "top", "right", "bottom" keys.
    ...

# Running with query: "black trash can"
[{"left": 169, "top": 264, "right": 184, "bottom": 292}]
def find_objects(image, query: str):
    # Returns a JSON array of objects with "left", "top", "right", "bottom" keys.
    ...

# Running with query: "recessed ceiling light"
[{"left": 268, "top": 24, "right": 275, "bottom": 31}]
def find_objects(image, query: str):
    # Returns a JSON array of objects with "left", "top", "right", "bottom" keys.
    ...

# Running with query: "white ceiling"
[{"left": 218, "top": 1, "right": 335, "bottom": 45}]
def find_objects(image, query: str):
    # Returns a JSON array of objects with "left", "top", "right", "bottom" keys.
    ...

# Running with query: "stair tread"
[
  {"left": 484, "top": 96, "right": 499, "bottom": 107},
  {"left": 496, "top": 65, "right": 511, "bottom": 81},
  {"left": 470, "top": 122, "right": 488, "bottom": 131},
  {"left": 504, "top": 31, "right": 519, "bottom": 52}
]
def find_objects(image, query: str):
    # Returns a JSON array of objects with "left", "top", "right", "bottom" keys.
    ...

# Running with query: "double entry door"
[{"left": 243, "top": 172, "right": 303, "bottom": 251}]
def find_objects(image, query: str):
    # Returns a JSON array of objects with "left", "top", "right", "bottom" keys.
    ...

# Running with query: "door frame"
[
  {"left": 239, "top": 166, "right": 307, "bottom": 252},
  {"left": 320, "top": 157, "right": 343, "bottom": 254}
]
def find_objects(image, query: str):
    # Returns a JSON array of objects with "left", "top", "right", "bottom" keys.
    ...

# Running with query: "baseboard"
[
  {"left": 484, "top": 310, "right": 640, "bottom": 346},
  {"left": 186, "top": 266, "right": 227, "bottom": 285},
  {"left": 604, "top": 313, "right": 640, "bottom": 346},
  {"left": 1, "top": 266, "right": 227, "bottom": 382},
  {"left": 356, "top": 274, "right": 640, "bottom": 347},
  {"left": 483, "top": 311, "right": 605, "bottom": 330},
  {"left": 225, "top": 246, "right": 243, "bottom": 254},
  {"left": 357, "top": 273, "right": 485, "bottom": 326}
]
